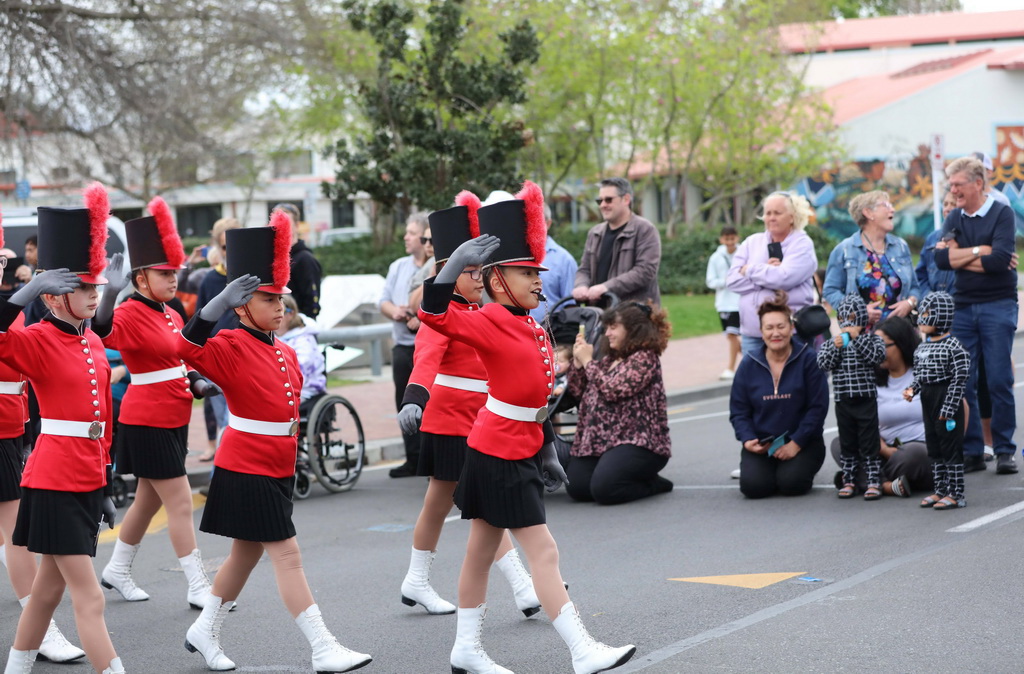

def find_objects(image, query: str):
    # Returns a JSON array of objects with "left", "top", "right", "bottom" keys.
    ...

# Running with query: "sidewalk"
[{"left": 182, "top": 292, "right": 1024, "bottom": 485}]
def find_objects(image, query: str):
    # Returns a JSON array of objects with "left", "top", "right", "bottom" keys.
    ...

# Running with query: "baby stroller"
[{"left": 542, "top": 294, "right": 618, "bottom": 469}]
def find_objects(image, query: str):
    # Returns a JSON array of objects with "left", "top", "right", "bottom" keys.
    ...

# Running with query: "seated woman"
[
  {"left": 275, "top": 295, "right": 326, "bottom": 417},
  {"left": 566, "top": 301, "right": 673, "bottom": 505},
  {"left": 729, "top": 292, "right": 828, "bottom": 498},
  {"left": 828, "top": 315, "right": 934, "bottom": 496}
]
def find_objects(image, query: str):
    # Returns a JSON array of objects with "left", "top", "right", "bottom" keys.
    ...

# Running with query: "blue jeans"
[
  {"left": 952, "top": 297, "right": 1017, "bottom": 457},
  {"left": 741, "top": 335, "right": 764, "bottom": 358}
]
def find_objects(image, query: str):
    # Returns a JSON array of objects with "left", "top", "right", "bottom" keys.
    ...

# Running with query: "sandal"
[
  {"left": 933, "top": 496, "right": 965, "bottom": 510},
  {"left": 919, "top": 493, "right": 942, "bottom": 508},
  {"left": 837, "top": 483, "right": 856, "bottom": 499},
  {"left": 889, "top": 475, "right": 911, "bottom": 498},
  {"left": 863, "top": 485, "right": 882, "bottom": 501}
]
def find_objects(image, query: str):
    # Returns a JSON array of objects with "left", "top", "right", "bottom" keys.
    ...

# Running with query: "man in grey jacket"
[{"left": 573, "top": 177, "right": 661, "bottom": 306}]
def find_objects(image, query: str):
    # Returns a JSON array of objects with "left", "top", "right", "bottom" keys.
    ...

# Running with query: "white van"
[{"left": 2, "top": 207, "right": 131, "bottom": 270}]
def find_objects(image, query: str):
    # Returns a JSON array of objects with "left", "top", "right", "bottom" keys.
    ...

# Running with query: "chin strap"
[
  {"left": 492, "top": 267, "right": 526, "bottom": 311},
  {"left": 62, "top": 295, "right": 85, "bottom": 322},
  {"left": 240, "top": 304, "right": 272, "bottom": 334}
]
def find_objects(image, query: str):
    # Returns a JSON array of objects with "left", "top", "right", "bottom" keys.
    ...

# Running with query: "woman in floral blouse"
[{"left": 566, "top": 301, "right": 673, "bottom": 504}]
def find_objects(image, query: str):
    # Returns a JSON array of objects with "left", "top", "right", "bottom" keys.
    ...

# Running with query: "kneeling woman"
[
  {"left": 1, "top": 188, "right": 125, "bottom": 674},
  {"left": 419, "top": 183, "right": 635, "bottom": 674},
  {"left": 566, "top": 301, "right": 673, "bottom": 504},
  {"left": 177, "top": 216, "right": 371, "bottom": 673},
  {"left": 729, "top": 292, "right": 829, "bottom": 498}
]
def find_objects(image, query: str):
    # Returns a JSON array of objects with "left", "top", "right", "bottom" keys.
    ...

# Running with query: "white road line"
[
  {"left": 668, "top": 410, "right": 729, "bottom": 424},
  {"left": 946, "top": 499, "right": 1024, "bottom": 532}
]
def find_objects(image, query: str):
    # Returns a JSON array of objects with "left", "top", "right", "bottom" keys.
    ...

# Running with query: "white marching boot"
[
  {"left": 184, "top": 595, "right": 236, "bottom": 671},
  {"left": 400, "top": 548, "right": 456, "bottom": 615},
  {"left": 552, "top": 601, "right": 636, "bottom": 674},
  {"left": 101, "top": 539, "right": 150, "bottom": 601},
  {"left": 17, "top": 596, "right": 85, "bottom": 663},
  {"left": 494, "top": 549, "right": 541, "bottom": 617},
  {"left": 180, "top": 549, "right": 214, "bottom": 610},
  {"left": 449, "top": 605, "right": 514, "bottom": 674},
  {"left": 3, "top": 648, "right": 38, "bottom": 674},
  {"left": 295, "top": 604, "right": 372, "bottom": 673},
  {"left": 101, "top": 656, "right": 125, "bottom": 674}
]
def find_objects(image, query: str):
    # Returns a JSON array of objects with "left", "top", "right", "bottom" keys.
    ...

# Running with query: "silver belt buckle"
[
  {"left": 88, "top": 421, "right": 103, "bottom": 440},
  {"left": 180, "top": 365, "right": 188, "bottom": 378},
  {"left": 289, "top": 420, "right": 299, "bottom": 436},
  {"left": 534, "top": 407, "right": 549, "bottom": 423}
]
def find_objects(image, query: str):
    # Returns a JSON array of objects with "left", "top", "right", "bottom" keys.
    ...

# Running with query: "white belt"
[
  {"left": 485, "top": 395, "right": 548, "bottom": 423},
  {"left": 132, "top": 365, "right": 188, "bottom": 385},
  {"left": 434, "top": 374, "right": 488, "bottom": 393},
  {"left": 0, "top": 381, "right": 25, "bottom": 395},
  {"left": 41, "top": 418, "right": 106, "bottom": 440},
  {"left": 228, "top": 414, "right": 298, "bottom": 437}
]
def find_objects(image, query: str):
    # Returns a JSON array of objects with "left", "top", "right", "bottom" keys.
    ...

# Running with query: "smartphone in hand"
[
  {"left": 767, "top": 433, "right": 789, "bottom": 456},
  {"left": 767, "top": 241, "right": 783, "bottom": 261}
]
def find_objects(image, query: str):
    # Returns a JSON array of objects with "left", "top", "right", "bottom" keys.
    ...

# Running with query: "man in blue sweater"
[{"left": 934, "top": 157, "right": 1018, "bottom": 474}]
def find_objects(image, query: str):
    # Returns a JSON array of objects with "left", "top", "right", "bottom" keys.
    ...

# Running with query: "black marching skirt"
[
  {"left": 416, "top": 432, "right": 467, "bottom": 481},
  {"left": 14, "top": 487, "right": 104, "bottom": 556},
  {"left": 200, "top": 467, "right": 296, "bottom": 542},
  {"left": 0, "top": 436, "right": 24, "bottom": 502},
  {"left": 454, "top": 447, "right": 546, "bottom": 529},
  {"left": 115, "top": 424, "right": 189, "bottom": 479}
]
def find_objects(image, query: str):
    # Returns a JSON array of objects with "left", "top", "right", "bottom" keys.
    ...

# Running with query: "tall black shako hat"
[
  {"left": 36, "top": 182, "right": 110, "bottom": 285},
  {"left": 225, "top": 211, "right": 291, "bottom": 294},
  {"left": 477, "top": 181, "right": 547, "bottom": 270},
  {"left": 125, "top": 196, "right": 186, "bottom": 270},
  {"left": 428, "top": 190, "right": 482, "bottom": 264}
]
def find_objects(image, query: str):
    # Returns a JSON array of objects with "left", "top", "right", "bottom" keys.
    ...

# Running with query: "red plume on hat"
[
  {"left": 147, "top": 196, "right": 186, "bottom": 268},
  {"left": 83, "top": 182, "right": 110, "bottom": 277},
  {"left": 455, "top": 190, "right": 481, "bottom": 237},
  {"left": 269, "top": 210, "right": 292, "bottom": 291},
  {"left": 515, "top": 180, "right": 546, "bottom": 266}
]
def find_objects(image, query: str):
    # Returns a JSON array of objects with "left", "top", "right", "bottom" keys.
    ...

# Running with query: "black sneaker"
[
  {"left": 963, "top": 454, "right": 987, "bottom": 473},
  {"left": 996, "top": 454, "right": 1018, "bottom": 475},
  {"left": 389, "top": 462, "right": 418, "bottom": 478}
]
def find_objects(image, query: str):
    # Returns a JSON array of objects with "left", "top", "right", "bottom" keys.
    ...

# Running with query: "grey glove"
[
  {"left": 101, "top": 497, "right": 118, "bottom": 529},
  {"left": 9, "top": 268, "right": 80, "bottom": 306},
  {"left": 397, "top": 403, "right": 422, "bottom": 436},
  {"left": 94, "top": 253, "right": 129, "bottom": 327},
  {"left": 191, "top": 378, "right": 222, "bottom": 398},
  {"left": 433, "top": 235, "right": 501, "bottom": 285},
  {"left": 539, "top": 442, "right": 569, "bottom": 493},
  {"left": 199, "top": 274, "right": 261, "bottom": 322}
]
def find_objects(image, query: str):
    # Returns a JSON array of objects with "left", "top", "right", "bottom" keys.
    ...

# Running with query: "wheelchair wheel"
[
  {"left": 293, "top": 468, "right": 313, "bottom": 500},
  {"left": 306, "top": 394, "right": 365, "bottom": 493}
]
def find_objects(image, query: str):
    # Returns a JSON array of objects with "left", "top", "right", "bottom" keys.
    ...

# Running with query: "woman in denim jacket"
[{"left": 823, "top": 191, "right": 920, "bottom": 329}]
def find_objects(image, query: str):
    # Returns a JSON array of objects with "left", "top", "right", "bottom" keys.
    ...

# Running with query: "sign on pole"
[{"left": 930, "top": 134, "right": 945, "bottom": 231}]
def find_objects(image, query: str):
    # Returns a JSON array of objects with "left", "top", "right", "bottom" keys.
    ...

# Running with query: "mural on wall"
[{"left": 796, "top": 126, "right": 1024, "bottom": 240}]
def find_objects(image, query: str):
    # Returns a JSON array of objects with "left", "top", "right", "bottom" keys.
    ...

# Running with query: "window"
[
  {"left": 0, "top": 169, "right": 15, "bottom": 186},
  {"left": 272, "top": 150, "right": 313, "bottom": 178},
  {"left": 332, "top": 198, "right": 355, "bottom": 228},
  {"left": 50, "top": 167, "right": 70, "bottom": 182},
  {"left": 176, "top": 203, "right": 223, "bottom": 237}
]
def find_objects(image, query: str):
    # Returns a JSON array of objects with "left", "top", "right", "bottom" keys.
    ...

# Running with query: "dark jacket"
[
  {"left": 729, "top": 337, "right": 828, "bottom": 452},
  {"left": 575, "top": 213, "right": 661, "bottom": 305},
  {"left": 290, "top": 240, "right": 323, "bottom": 318}
]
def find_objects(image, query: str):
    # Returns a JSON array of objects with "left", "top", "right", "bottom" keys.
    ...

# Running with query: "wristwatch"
[{"left": 972, "top": 246, "right": 981, "bottom": 256}]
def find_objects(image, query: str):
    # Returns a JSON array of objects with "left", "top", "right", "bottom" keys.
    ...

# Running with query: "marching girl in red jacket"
[
  {"left": 177, "top": 215, "right": 371, "bottom": 673},
  {"left": 396, "top": 193, "right": 541, "bottom": 618},
  {"left": 0, "top": 212, "right": 86, "bottom": 666},
  {"left": 1, "top": 184, "right": 125, "bottom": 674},
  {"left": 92, "top": 197, "right": 222, "bottom": 610},
  {"left": 419, "top": 183, "right": 635, "bottom": 674}
]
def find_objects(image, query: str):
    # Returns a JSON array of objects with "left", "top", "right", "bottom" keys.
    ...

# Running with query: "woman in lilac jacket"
[{"left": 727, "top": 192, "right": 818, "bottom": 356}]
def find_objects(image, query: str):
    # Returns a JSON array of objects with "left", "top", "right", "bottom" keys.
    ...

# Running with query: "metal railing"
[{"left": 317, "top": 323, "right": 394, "bottom": 376}]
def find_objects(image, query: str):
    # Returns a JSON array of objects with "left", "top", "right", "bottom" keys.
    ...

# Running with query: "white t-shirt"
[{"left": 877, "top": 368, "right": 926, "bottom": 444}]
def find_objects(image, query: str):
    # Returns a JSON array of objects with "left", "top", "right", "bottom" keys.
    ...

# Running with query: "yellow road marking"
[
  {"left": 98, "top": 494, "right": 206, "bottom": 545},
  {"left": 669, "top": 572, "right": 806, "bottom": 589}
]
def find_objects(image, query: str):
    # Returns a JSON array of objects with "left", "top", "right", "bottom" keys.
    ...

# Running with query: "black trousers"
[
  {"left": 392, "top": 344, "right": 419, "bottom": 466},
  {"left": 836, "top": 396, "right": 880, "bottom": 461},
  {"left": 829, "top": 437, "right": 934, "bottom": 492},
  {"left": 565, "top": 444, "right": 668, "bottom": 505},
  {"left": 739, "top": 439, "right": 825, "bottom": 499},
  {"left": 921, "top": 383, "right": 965, "bottom": 465}
]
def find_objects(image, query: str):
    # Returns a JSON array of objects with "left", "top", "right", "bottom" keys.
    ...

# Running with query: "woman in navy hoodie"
[{"left": 729, "top": 292, "right": 828, "bottom": 498}]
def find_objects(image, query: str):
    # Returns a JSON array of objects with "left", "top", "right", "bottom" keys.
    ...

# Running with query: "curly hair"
[
  {"left": 600, "top": 301, "right": 671, "bottom": 358},
  {"left": 757, "top": 192, "right": 814, "bottom": 231},
  {"left": 757, "top": 290, "right": 793, "bottom": 326}
]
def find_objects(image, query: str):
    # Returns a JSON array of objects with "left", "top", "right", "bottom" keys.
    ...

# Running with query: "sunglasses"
[
  {"left": 594, "top": 196, "right": 619, "bottom": 206},
  {"left": 460, "top": 269, "right": 482, "bottom": 280},
  {"left": 420, "top": 237, "right": 432, "bottom": 245}
]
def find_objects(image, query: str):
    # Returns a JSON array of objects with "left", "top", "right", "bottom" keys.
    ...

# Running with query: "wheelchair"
[{"left": 292, "top": 344, "right": 366, "bottom": 499}]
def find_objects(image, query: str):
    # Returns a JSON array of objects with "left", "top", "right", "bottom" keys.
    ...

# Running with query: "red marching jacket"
[
  {"left": 178, "top": 317, "right": 303, "bottom": 479},
  {"left": 419, "top": 281, "right": 555, "bottom": 461},
  {"left": 0, "top": 304, "right": 112, "bottom": 492},
  {"left": 0, "top": 312, "right": 29, "bottom": 439},
  {"left": 95, "top": 294, "right": 195, "bottom": 428},
  {"left": 404, "top": 299, "right": 488, "bottom": 437}
]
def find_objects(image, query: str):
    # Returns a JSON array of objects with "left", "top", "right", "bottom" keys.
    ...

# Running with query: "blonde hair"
[
  {"left": 211, "top": 217, "right": 241, "bottom": 250},
  {"left": 945, "top": 157, "right": 985, "bottom": 185},
  {"left": 281, "top": 295, "right": 305, "bottom": 331},
  {"left": 758, "top": 192, "right": 813, "bottom": 231},
  {"left": 848, "top": 190, "right": 890, "bottom": 228}
]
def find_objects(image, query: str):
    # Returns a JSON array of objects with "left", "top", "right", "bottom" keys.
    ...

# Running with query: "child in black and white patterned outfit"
[
  {"left": 817, "top": 294, "right": 886, "bottom": 500},
  {"left": 903, "top": 291, "right": 970, "bottom": 510}
]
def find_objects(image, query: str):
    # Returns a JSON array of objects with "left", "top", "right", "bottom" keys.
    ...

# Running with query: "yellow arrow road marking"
[
  {"left": 99, "top": 493, "right": 207, "bottom": 545},
  {"left": 669, "top": 572, "right": 806, "bottom": 589}
]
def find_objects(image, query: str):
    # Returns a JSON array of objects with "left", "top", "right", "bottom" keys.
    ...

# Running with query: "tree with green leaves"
[{"left": 322, "top": 0, "right": 539, "bottom": 245}]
